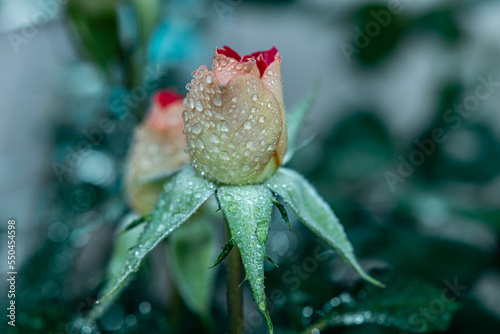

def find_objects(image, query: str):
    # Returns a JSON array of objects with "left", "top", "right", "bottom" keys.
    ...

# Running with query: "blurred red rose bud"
[{"left": 125, "top": 89, "right": 188, "bottom": 214}]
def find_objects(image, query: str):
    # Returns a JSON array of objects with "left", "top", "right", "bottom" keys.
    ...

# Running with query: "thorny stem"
[{"left": 226, "top": 222, "right": 244, "bottom": 334}]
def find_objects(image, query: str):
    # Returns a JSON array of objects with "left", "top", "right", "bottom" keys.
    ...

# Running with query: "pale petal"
[
  {"left": 261, "top": 57, "right": 287, "bottom": 164},
  {"left": 212, "top": 53, "right": 260, "bottom": 85},
  {"left": 184, "top": 67, "right": 283, "bottom": 185}
]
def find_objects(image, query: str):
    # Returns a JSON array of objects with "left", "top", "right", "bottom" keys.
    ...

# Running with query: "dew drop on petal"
[
  {"left": 242, "top": 164, "right": 250, "bottom": 171},
  {"left": 196, "top": 100, "right": 203, "bottom": 111},
  {"left": 211, "top": 134, "right": 220, "bottom": 144},
  {"left": 192, "top": 123, "right": 202, "bottom": 134},
  {"left": 244, "top": 121, "right": 252, "bottom": 129},
  {"left": 206, "top": 75, "right": 213, "bottom": 84},
  {"left": 219, "top": 121, "right": 228, "bottom": 132},
  {"left": 213, "top": 95, "right": 222, "bottom": 106},
  {"left": 252, "top": 94, "right": 258, "bottom": 101}
]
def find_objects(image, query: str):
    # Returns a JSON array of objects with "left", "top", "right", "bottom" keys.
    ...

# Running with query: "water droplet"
[
  {"left": 221, "top": 151, "right": 229, "bottom": 160},
  {"left": 267, "top": 70, "right": 274, "bottom": 75},
  {"left": 232, "top": 97, "right": 237, "bottom": 103},
  {"left": 259, "top": 116, "right": 265, "bottom": 123},
  {"left": 198, "top": 139, "right": 205, "bottom": 149},
  {"left": 200, "top": 83, "right": 204, "bottom": 91},
  {"left": 196, "top": 100, "right": 203, "bottom": 111},
  {"left": 267, "top": 102, "right": 272, "bottom": 108},
  {"left": 211, "top": 134, "right": 220, "bottom": 144},
  {"left": 219, "top": 121, "right": 228, "bottom": 132},
  {"left": 252, "top": 94, "right": 258, "bottom": 101},
  {"left": 246, "top": 141, "right": 254, "bottom": 149},
  {"left": 192, "top": 124, "right": 202, "bottom": 134},
  {"left": 183, "top": 111, "right": 189, "bottom": 121},
  {"left": 206, "top": 75, "right": 213, "bottom": 84},
  {"left": 190, "top": 99, "right": 195, "bottom": 109},
  {"left": 213, "top": 95, "right": 222, "bottom": 106},
  {"left": 267, "top": 144, "right": 274, "bottom": 151},
  {"left": 242, "top": 164, "right": 250, "bottom": 171},
  {"left": 244, "top": 121, "right": 252, "bottom": 129},
  {"left": 244, "top": 150, "right": 251, "bottom": 156}
]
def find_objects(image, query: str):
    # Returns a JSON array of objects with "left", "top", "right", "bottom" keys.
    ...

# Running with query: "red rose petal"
[
  {"left": 216, "top": 46, "right": 279, "bottom": 76},
  {"left": 241, "top": 46, "right": 278, "bottom": 76},
  {"left": 155, "top": 89, "right": 183, "bottom": 108},
  {"left": 217, "top": 46, "right": 241, "bottom": 61}
]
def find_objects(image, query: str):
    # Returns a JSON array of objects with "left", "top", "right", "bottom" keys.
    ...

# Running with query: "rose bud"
[
  {"left": 125, "top": 89, "right": 188, "bottom": 215},
  {"left": 183, "top": 46, "right": 287, "bottom": 185}
]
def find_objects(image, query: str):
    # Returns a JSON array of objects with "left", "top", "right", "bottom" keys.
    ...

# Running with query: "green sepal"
[
  {"left": 238, "top": 277, "right": 247, "bottom": 288},
  {"left": 217, "top": 185, "right": 274, "bottom": 333},
  {"left": 97, "top": 167, "right": 215, "bottom": 303},
  {"left": 208, "top": 238, "right": 235, "bottom": 269},
  {"left": 266, "top": 255, "right": 279, "bottom": 268},
  {"left": 119, "top": 214, "right": 151, "bottom": 236},
  {"left": 267, "top": 168, "right": 384, "bottom": 288},
  {"left": 272, "top": 198, "right": 290, "bottom": 230}
]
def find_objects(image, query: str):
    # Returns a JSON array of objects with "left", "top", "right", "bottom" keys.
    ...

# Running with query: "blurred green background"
[{"left": 1, "top": 0, "right": 500, "bottom": 333}]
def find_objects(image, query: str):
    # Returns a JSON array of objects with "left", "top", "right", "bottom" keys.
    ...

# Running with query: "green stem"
[{"left": 227, "top": 223, "right": 244, "bottom": 334}]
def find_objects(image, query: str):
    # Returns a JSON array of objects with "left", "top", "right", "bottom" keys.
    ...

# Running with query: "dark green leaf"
[{"left": 304, "top": 269, "right": 461, "bottom": 333}]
